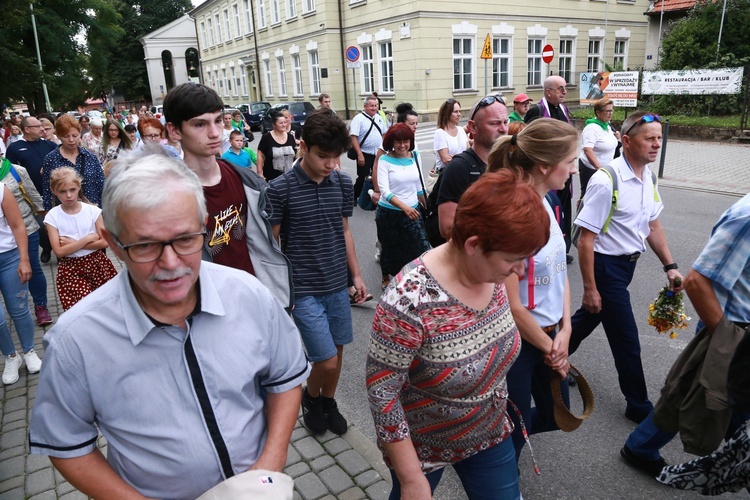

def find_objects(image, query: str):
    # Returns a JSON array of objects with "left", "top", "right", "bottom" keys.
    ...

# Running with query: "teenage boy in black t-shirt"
[{"left": 164, "top": 83, "right": 293, "bottom": 309}]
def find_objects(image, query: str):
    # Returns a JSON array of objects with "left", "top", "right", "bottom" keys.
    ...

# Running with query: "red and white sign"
[{"left": 542, "top": 44, "right": 554, "bottom": 64}]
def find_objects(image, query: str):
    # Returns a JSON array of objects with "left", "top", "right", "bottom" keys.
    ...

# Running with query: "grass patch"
[{"left": 571, "top": 108, "right": 741, "bottom": 128}]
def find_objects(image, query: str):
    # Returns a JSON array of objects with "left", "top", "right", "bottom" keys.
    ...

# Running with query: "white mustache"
[{"left": 148, "top": 267, "right": 193, "bottom": 284}]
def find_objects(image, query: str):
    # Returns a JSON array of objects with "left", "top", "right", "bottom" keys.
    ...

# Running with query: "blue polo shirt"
[
  {"left": 221, "top": 148, "right": 253, "bottom": 169},
  {"left": 266, "top": 160, "right": 354, "bottom": 297}
]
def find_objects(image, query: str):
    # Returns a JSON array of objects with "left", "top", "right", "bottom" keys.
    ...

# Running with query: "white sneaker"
[
  {"left": 23, "top": 349, "right": 42, "bottom": 374},
  {"left": 3, "top": 354, "right": 23, "bottom": 385}
]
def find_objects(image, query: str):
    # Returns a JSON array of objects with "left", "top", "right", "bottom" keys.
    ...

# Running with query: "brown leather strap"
[
  {"left": 541, "top": 325, "right": 557, "bottom": 334},
  {"left": 551, "top": 363, "right": 595, "bottom": 432}
]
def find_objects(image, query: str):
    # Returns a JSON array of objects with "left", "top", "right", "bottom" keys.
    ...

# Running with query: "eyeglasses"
[
  {"left": 113, "top": 231, "right": 206, "bottom": 263},
  {"left": 26, "top": 124, "right": 43, "bottom": 129},
  {"left": 556, "top": 86, "right": 567, "bottom": 93},
  {"left": 470, "top": 94, "right": 507, "bottom": 120},
  {"left": 143, "top": 134, "right": 161, "bottom": 140},
  {"left": 621, "top": 113, "right": 662, "bottom": 137}
]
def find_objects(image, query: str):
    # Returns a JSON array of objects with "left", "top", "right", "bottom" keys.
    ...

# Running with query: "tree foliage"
[
  {"left": 653, "top": 0, "right": 750, "bottom": 116},
  {"left": 0, "top": 0, "right": 122, "bottom": 114},
  {"left": 88, "top": 0, "right": 193, "bottom": 101}
]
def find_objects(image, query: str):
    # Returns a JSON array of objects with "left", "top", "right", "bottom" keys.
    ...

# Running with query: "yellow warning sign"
[{"left": 480, "top": 34, "right": 492, "bottom": 60}]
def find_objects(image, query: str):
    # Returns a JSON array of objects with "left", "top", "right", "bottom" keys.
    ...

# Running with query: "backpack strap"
[{"left": 526, "top": 257, "right": 536, "bottom": 310}]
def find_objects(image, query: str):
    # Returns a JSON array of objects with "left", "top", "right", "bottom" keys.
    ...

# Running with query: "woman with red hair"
[
  {"left": 367, "top": 170, "right": 549, "bottom": 500},
  {"left": 375, "top": 122, "right": 430, "bottom": 290},
  {"left": 136, "top": 118, "right": 180, "bottom": 158}
]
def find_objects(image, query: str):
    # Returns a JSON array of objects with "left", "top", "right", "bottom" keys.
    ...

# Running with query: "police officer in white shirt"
[{"left": 568, "top": 111, "right": 684, "bottom": 425}]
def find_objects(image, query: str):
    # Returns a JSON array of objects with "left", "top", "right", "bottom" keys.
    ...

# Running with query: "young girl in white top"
[{"left": 44, "top": 167, "right": 117, "bottom": 310}]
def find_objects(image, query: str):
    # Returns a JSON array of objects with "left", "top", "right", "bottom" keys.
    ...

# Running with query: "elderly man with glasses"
[
  {"left": 29, "top": 151, "right": 309, "bottom": 499},
  {"left": 435, "top": 94, "right": 509, "bottom": 240},
  {"left": 568, "top": 111, "right": 683, "bottom": 425}
]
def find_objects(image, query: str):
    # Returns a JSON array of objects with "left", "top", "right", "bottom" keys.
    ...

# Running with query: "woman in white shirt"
[
  {"left": 376, "top": 123, "right": 430, "bottom": 290},
  {"left": 579, "top": 98, "right": 620, "bottom": 198},
  {"left": 433, "top": 99, "right": 469, "bottom": 172}
]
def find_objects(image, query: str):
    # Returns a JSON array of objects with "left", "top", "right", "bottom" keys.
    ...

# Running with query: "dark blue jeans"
[
  {"left": 569, "top": 253, "right": 653, "bottom": 417},
  {"left": 507, "top": 329, "right": 570, "bottom": 461},
  {"left": 388, "top": 438, "right": 520, "bottom": 500},
  {"left": 27, "top": 230, "right": 47, "bottom": 307}
]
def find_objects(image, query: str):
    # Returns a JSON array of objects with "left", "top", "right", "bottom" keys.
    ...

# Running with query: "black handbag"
[
  {"left": 727, "top": 327, "right": 750, "bottom": 411},
  {"left": 357, "top": 176, "right": 376, "bottom": 211}
]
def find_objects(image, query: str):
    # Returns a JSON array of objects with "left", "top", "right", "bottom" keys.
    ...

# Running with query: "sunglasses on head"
[
  {"left": 622, "top": 113, "right": 661, "bottom": 136},
  {"left": 470, "top": 94, "right": 506, "bottom": 120}
]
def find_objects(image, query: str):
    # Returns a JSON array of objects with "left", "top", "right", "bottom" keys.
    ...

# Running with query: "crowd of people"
[{"left": 0, "top": 78, "right": 746, "bottom": 499}]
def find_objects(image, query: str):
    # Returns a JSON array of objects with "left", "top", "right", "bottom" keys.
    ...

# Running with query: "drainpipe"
[
  {"left": 338, "top": 0, "right": 350, "bottom": 119},
  {"left": 249, "top": 0, "right": 263, "bottom": 100}
]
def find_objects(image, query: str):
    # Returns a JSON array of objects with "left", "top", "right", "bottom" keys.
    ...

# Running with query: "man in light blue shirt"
[{"left": 29, "top": 151, "right": 309, "bottom": 499}]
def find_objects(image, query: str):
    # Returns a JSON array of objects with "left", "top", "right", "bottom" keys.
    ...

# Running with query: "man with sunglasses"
[
  {"left": 569, "top": 111, "right": 683, "bottom": 425},
  {"left": 525, "top": 76, "right": 574, "bottom": 263},
  {"left": 436, "top": 94, "right": 509, "bottom": 239},
  {"left": 29, "top": 152, "right": 310, "bottom": 499}
]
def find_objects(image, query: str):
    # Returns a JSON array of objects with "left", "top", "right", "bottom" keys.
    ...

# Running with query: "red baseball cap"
[{"left": 513, "top": 93, "right": 533, "bottom": 103}]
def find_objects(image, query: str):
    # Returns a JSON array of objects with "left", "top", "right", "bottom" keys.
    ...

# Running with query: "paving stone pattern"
[{"left": 0, "top": 257, "right": 391, "bottom": 499}]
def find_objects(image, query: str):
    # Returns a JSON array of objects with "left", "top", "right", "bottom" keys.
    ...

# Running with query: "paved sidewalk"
[{"left": 0, "top": 255, "right": 392, "bottom": 499}]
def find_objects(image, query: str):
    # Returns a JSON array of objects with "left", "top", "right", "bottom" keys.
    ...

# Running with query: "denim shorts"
[{"left": 292, "top": 289, "right": 353, "bottom": 362}]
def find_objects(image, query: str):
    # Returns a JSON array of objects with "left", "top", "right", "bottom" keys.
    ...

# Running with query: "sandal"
[
  {"left": 381, "top": 278, "right": 391, "bottom": 291},
  {"left": 349, "top": 289, "right": 374, "bottom": 305}
]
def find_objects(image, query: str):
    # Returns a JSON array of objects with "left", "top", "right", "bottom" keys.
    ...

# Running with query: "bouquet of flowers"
[{"left": 648, "top": 279, "right": 689, "bottom": 339}]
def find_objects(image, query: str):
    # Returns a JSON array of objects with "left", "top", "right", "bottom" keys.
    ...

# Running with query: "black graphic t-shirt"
[{"left": 203, "top": 160, "right": 255, "bottom": 275}]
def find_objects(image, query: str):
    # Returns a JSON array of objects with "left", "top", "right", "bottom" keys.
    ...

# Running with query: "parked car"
[
  {"left": 86, "top": 110, "right": 104, "bottom": 121},
  {"left": 259, "top": 101, "right": 315, "bottom": 134},
  {"left": 150, "top": 105, "right": 164, "bottom": 118},
  {"left": 237, "top": 102, "right": 271, "bottom": 131}
]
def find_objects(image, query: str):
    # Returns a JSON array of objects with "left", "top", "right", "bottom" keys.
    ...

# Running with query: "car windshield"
[{"left": 252, "top": 104, "right": 267, "bottom": 112}]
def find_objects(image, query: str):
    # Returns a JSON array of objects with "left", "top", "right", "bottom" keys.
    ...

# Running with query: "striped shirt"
[{"left": 266, "top": 160, "right": 354, "bottom": 296}]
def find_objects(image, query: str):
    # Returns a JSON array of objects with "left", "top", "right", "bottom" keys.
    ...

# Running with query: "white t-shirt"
[
  {"left": 221, "top": 128, "right": 233, "bottom": 155},
  {"left": 518, "top": 198, "right": 566, "bottom": 326},
  {"left": 350, "top": 112, "right": 387, "bottom": 155},
  {"left": 44, "top": 203, "right": 102, "bottom": 258},
  {"left": 433, "top": 127, "right": 468, "bottom": 171},
  {"left": 579, "top": 123, "right": 619, "bottom": 170},
  {"left": 574, "top": 155, "right": 663, "bottom": 255},
  {"left": 0, "top": 187, "right": 18, "bottom": 253},
  {"left": 376, "top": 152, "right": 423, "bottom": 210}
]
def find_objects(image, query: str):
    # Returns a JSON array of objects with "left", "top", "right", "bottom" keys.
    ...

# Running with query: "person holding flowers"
[
  {"left": 621, "top": 191, "right": 750, "bottom": 480},
  {"left": 568, "top": 111, "right": 683, "bottom": 425}
]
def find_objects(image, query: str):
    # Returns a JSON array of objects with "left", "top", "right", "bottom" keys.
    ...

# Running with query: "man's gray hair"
[
  {"left": 363, "top": 96, "right": 379, "bottom": 107},
  {"left": 102, "top": 145, "right": 207, "bottom": 236}
]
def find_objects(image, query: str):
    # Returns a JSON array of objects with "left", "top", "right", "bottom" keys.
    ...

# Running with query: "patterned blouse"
[
  {"left": 366, "top": 257, "right": 520, "bottom": 472},
  {"left": 81, "top": 132, "right": 102, "bottom": 153},
  {"left": 41, "top": 146, "right": 106, "bottom": 210}
]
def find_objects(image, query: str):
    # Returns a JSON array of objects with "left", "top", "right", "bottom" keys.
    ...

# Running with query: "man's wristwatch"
[{"left": 663, "top": 263, "right": 679, "bottom": 272}]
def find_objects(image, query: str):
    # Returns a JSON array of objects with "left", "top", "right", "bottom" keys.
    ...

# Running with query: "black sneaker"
[
  {"left": 322, "top": 396, "right": 348, "bottom": 435},
  {"left": 40, "top": 249, "right": 51, "bottom": 264},
  {"left": 620, "top": 446, "right": 669, "bottom": 478},
  {"left": 302, "top": 388, "right": 327, "bottom": 435}
]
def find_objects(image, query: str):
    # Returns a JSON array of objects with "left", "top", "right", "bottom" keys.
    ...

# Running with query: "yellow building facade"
[{"left": 190, "top": 0, "right": 649, "bottom": 119}]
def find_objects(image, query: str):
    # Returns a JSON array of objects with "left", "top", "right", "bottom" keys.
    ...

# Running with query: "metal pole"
[
  {"left": 484, "top": 59, "right": 488, "bottom": 95},
  {"left": 352, "top": 69, "right": 357, "bottom": 114},
  {"left": 30, "top": 3, "right": 52, "bottom": 113},
  {"left": 716, "top": 0, "right": 728, "bottom": 63},
  {"left": 657, "top": 118, "right": 669, "bottom": 178},
  {"left": 656, "top": 0, "right": 665, "bottom": 67}
]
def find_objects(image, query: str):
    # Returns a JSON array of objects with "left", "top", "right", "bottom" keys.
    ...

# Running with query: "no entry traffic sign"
[
  {"left": 542, "top": 44, "right": 554, "bottom": 64},
  {"left": 345, "top": 46, "right": 360, "bottom": 63}
]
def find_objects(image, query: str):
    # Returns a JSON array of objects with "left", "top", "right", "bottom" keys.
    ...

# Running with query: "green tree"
[
  {"left": 0, "top": 0, "right": 121, "bottom": 114},
  {"left": 653, "top": 0, "right": 750, "bottom": 115},
  {"left": 88, "top": 0, "right": 193, "bottom": 101}
]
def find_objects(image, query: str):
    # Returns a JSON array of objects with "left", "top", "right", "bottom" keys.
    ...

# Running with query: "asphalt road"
[{"left": 249, "top": 126, "right": 747, "bottom": 499}]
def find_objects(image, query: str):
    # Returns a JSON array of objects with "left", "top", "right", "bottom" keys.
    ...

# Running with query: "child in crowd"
[
  {"left": 44, "top": 167, "right": 117, "bottom": 310},
  {"left": 221, "top": 130, "right": 254, "bottom": 170}
]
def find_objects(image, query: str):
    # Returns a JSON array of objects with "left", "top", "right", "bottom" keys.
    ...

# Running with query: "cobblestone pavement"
[{"left": 0, "top": 256, "right": 391, "bottom": 499}]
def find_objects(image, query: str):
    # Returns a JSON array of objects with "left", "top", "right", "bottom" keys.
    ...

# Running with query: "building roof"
[{"left": 646, "top": 0, "right": 698, "bottom": 14}]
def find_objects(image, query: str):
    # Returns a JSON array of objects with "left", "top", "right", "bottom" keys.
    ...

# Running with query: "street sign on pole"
[
  {"left": 542, "top": 44, "right": 554, "bottom": 64},
  {"left": 345, "top": 46, "right": 360, "bottom": 63},
  {"left": 480, "top": 34, "right": 492, "bottom": 60}
]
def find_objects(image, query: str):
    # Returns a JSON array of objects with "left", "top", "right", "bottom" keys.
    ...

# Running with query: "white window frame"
[
  {"left": 276, "top": 56, "right": 288, "bottom": 97},
  {"left": 588, "top": 38, "right": 603, "bottom": 72},
  {"left": 239, "top": 63, "right": 249, "bottom": 96},
  {"left": 270, "top": 0, "right": 280, "bottom": 24},
  {"left": 452, "top": 37, "right": 474, "bottom": 91},
  {"left": 257, "top": 0, "right": 267, "bottom": 29},
  {"left": 559, "top": 38, "right": 575, "bottom": 84},
  {"left": 224, "top": 9, "right": 232, "bottom": 40},
  {"left": 302, "top": 0, "right": 315, "bottom": 13},
  {"left": 308, "top": 49, "right": 321, "bottom": 96},
  {"left": 492, "top": 37, "right": 511, "bottom": 89},
  {"left": 378, "top": 41, "right": 393, "bottom": 93},
  {"left": 201, "top": 22, "right": 208, "bottom": 48},
  {"left": 216, "top": 70, "right": 223, "bottom": 94},
  {"left": 207, "top": 18, "right": 215, "bottom": 46},
  {"left": 263, "top": 58, "right": 274, "bottom": 96},
  {"left": 231, "top": 66, "right": 239, "bottom": 97},
  {"left": 233, "top": 4, "right": 242, "bottom": 38},
  {"left": 287, "top": 0, "right": 296, "bottom": 19},
  {"left": 614, "top": 39, "right": 628, "bottom": 69},
  {"left": 291, "top": 53, "right": 303, "bottom": 96},
  {"left": 214, "top": 14, "right": 222, "bottom": 44},
  {"left": 243, "top": 0, "right": 253, "bottom": 34},
  {"left": 222, "top": 68, "right": 230, "bottom": 97},
  {"left": 360, "top": 45, "right": 374, "bottom": 94},
  {"left": 527, "top": 38, "right": 543, "bottom": 86}
]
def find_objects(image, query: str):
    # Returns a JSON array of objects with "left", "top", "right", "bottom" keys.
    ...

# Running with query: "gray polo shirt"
[{"left": 29, "top": 262, "right": 309, "bottom": 499}]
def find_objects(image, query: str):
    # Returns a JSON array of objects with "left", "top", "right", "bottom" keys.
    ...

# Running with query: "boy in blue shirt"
[{"left": 221, "top": 130, "right": 254, "bottom": 170}]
